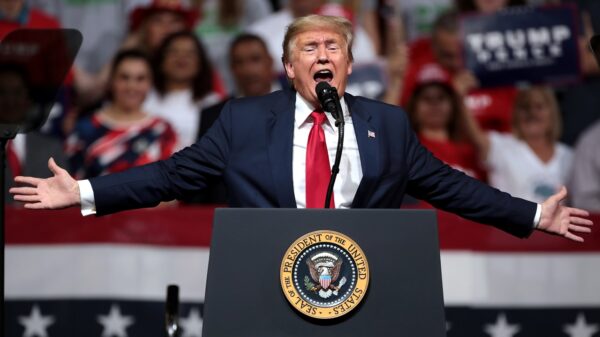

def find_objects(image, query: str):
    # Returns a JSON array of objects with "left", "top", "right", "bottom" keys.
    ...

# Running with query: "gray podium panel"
[{"left": 202, "top": 209, "right": 446, "bottom": 337}]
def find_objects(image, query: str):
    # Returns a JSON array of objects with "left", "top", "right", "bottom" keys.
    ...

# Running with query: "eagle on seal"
[{"left": 307, "top": 252, "right": 343, "bottom": 295}]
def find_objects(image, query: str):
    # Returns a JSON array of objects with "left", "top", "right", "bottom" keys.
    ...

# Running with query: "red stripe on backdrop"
[
  {"left": 435, "top": 210, "right": 600, "bottom": 252},
  {"left": 6, "top": 205, "right": 600, "bottom": 251},
  {"left": 6, "top": 206, "right": 216, "bottom": 247}
]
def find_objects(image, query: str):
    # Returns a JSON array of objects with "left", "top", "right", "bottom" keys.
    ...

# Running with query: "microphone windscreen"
[{"left": 316, "top": 81, "right": 332, "bottom": 99}]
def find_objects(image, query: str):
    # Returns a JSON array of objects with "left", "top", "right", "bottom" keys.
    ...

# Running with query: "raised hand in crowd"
[
  {"left": 382, "top": 44, "right": 408, "bottom": 105},
  {"left": 451, "top": 69, "right": 479, "bottom": 97}
]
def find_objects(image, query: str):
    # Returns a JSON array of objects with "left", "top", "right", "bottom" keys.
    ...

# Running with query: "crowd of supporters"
[{"left": 2, "top": 0, "right": 600, "bottom": 211}]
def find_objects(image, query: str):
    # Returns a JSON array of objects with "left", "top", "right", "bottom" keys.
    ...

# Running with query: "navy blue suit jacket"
[{"left": 90, "top": 90, "right": 537, "bottom": 238}]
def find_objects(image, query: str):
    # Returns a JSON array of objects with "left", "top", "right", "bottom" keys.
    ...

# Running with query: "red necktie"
[
  {"left": 7, "top": 140, "right": 22, "bottom": 178},
  {"left": 306, "top": 110, "right": 334, "bottom": 208}
]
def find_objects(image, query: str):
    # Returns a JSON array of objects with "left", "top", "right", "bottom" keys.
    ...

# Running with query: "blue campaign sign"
[{"left": 461, "top": 5, "right": 581, "bottom": 88}]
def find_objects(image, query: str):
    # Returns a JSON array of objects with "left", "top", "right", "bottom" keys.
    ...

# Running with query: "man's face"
[
  {"left": 230, "top": 40, "right": 274, "bottom": 97},
  {"left": 284, "top": 29, "right": 352, "bottom": 108},
  {"left": 432, "top": 30, "right": 461, "bottom": 73}
]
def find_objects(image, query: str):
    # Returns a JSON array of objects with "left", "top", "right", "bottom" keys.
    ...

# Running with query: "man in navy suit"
[{"left": 10, "top": 15, "right": 593, "bottom": 241}]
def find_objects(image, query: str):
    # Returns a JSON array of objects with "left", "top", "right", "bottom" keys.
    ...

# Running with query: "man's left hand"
[{"left": 538, "top": 186, "right": 594, "bottom": 242}]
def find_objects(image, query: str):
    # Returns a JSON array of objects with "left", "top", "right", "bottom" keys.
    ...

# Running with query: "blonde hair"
[
  {"left": 512, "top": 86, "right": 562, "bottom": 142},
  {"left": 281, "top": 14, "right": 354, "bottom": 64}
]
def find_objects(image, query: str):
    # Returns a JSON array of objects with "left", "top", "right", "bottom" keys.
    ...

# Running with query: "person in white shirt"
[
  {"left": 462, "top": 85, "right": 573, "bottom": 203},
  {"left": 568, "top": 120, "right": 600, "bottom": 211},
  {"left": 143, "top": 31, "right": 221, "bottom": 151}
]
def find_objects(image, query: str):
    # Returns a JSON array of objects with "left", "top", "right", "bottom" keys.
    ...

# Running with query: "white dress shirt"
[{"left": 292, "top": 93, "right": 362, "bottom": 208}]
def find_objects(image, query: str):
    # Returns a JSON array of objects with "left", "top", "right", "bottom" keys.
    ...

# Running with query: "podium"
[{"left": 202, "top": 209, "right": 447, "bottom": 337}]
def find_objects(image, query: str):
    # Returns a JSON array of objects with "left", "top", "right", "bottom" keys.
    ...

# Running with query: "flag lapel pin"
[{"left": 368, "top": 130, "right": 376, "bottom": 139}]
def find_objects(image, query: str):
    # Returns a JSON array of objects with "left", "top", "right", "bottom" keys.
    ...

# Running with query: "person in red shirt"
[
  {"left": 406, "top": 63, "right": 486, "bottom": 180},
  {"left": 400, "top": 10, "right": 517, "bottom": 133}
]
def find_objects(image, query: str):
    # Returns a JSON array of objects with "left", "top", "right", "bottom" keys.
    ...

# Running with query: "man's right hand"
[{"left": 9, "top": 157, "right": 81, "bottom": 209}]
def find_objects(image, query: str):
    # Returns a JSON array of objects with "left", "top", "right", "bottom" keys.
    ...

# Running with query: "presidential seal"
[{"left": 280, "top": 230, "right": 369, "bottom": 319}]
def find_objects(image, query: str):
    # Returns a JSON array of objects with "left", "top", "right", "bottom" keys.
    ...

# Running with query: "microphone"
[
  {"left": 165, "top": 285, "right": 180, "bottom": 337},
  {"left": 315, "top": 82, "right": 343, "bottom": 125},
  {"left": 315, "top": 82, "right": 345, "bottom": 209}
]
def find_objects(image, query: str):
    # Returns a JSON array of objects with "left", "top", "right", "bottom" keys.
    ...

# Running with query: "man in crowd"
[
  {"left": 10, "top": 15, "right": 593, "bottom": 243},
  {"left": 190, "top": 33, "right": 278, "bottom": 203},
  {"left": 200, "top": 32, "right": 278, "bottom": 135}
]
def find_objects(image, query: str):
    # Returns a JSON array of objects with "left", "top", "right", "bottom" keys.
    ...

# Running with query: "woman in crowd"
[
  {"left": 463, "top": 86, "right": 573, "bottom": 203},
  {"left": 144, "top": 31, "right": 221, "bottom": 151},
  {"left": 66, "top": 50, "right": 177, "bottom": 179},
  {"left": 407, "top": 66, "right": 484, "bottom": 180}
]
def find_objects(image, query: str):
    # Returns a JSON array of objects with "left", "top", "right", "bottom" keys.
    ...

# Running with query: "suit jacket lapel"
[
  {"left": 267, "top": 90, "right": 297, "bottom": 207},
  {"left": 346, "top": 94, "right": 380, "bottom": 208}
]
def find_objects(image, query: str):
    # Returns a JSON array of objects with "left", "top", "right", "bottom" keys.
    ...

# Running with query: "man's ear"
[
  {"left": 284, "top": 60, "right": 296, "bottom": 80},
  {"left": 347, "top": 61, "right": 353, "bottom": 76}
]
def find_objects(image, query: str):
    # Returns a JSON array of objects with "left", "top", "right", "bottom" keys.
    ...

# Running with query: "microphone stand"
[
  {"left": 165, "top": 285, "right": 180, "bottom": 337},
  {"left": 1, "top": 137, "right": 7, "bottom": 332},
  {"left": 324, "top": 100, "right": 345, "bottom": 209}
]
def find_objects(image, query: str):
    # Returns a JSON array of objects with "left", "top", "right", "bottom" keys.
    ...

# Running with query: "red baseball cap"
[
  {"left": 415, "top": 63, "right": 452, "bottom": 86},
  {"left": 412, "top": 63, "right": 456, "bottom": 93},
  {"left": 129, "top": 0, "right": 200, "bottom": 31},
  {"left": 314, "top": 4, "right": 355, "bottom": 25}
]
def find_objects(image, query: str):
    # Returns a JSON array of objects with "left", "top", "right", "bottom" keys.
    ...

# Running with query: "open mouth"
[{"left": 313, "top": 69, "right": 333, "bottom": 83}]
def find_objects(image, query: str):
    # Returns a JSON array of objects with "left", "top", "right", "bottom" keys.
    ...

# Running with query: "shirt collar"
[{"left": 295, "top": 91, "right": 349, "bottom": 129}]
